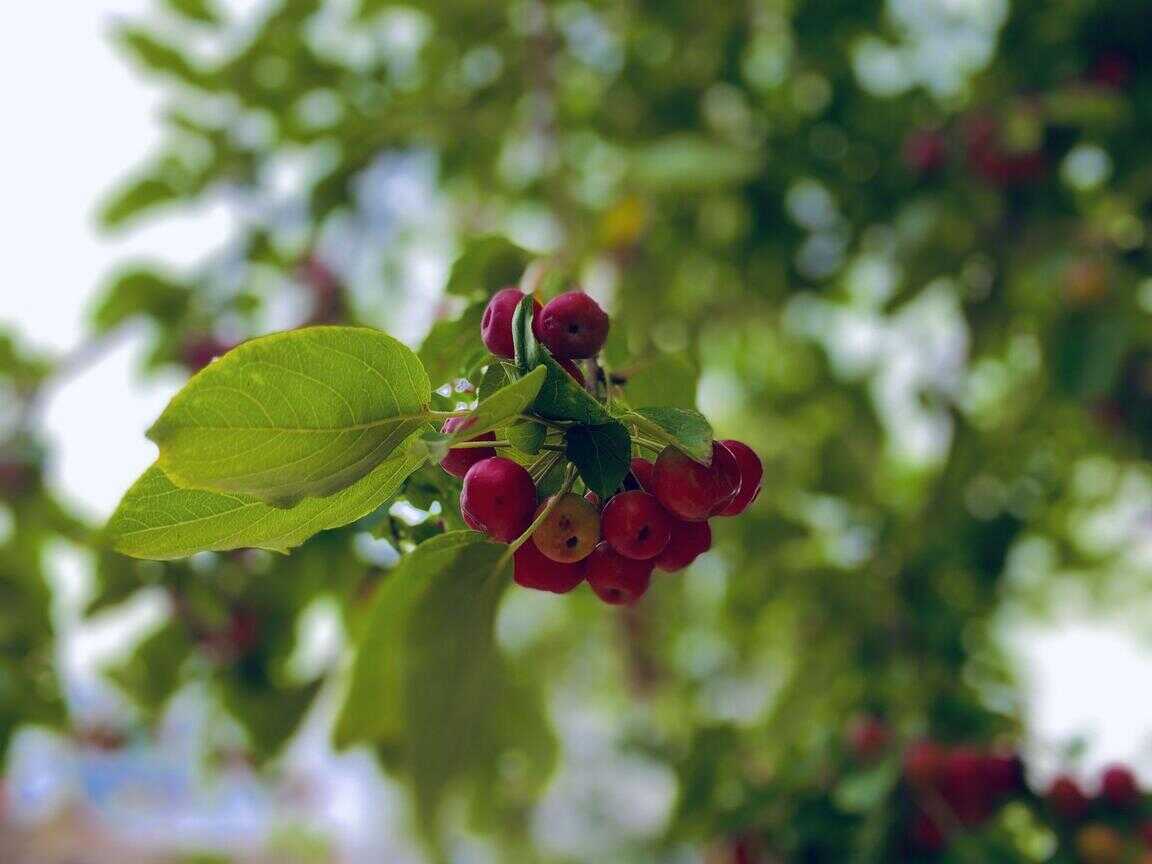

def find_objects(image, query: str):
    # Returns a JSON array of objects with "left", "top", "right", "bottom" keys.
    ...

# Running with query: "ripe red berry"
[
  {"left": 1100, "top": 764, "right": 1140, "bottom": 809},
  {"left": 481, "top": 287, "right": 541, "bottom": 359},
  {"left": 601, "top": 491, "right": 673, "bottom": 561},
  {"left": 557, "top": 356, "right": 586, "bottom": 386},
  {"left": 908, "top": 811, "right": 946, "bottom": 854},
  {"left": 537, "top": 291, "right": 610, "bottom": 359},
  {"left": 983, "top": 749, "right": 1024, "bottom": 799},
  {"left": 847, "top": 715, "right": 890, "bottom": 762},
  {"left": 940, "top": 746, "right": 992, "bottom": 826},
  {"left": 902, "top": 129, "right": 948, "bottom": 174},
  {"left": 629, "top": 457, "right": 655, "bottom": 491},
  {"left": 531, "top": 492, "right": 600, "bottom": 563},
  {"left": 716, "top": 440, "right": 762, "bottom": 516},
  {"left": 180, "top": 334, "right": 233, "bottom": 373},
  {"left": 903, "top": 740, "right": 945, "bottom": 790},
  {"left": 438, "top": 417, "right": 497, "bottom": 478},
  {"left": 585, "top": 542, "right": 653, "bottom": 605},
  {"left": 460, "top": 457, "right": 537, "bottom": 542},
  {"left": 1048, "top": 775, "right": 1089, "bottom": 822},
  {"left": 652, "top": 443, "right": 741, "bottom": 522},
  {"left": 514, "top": 541, "right": 586, "bottom": 594},
  {"left": 654, "top": 519, "right": 712, "bottom": 572}
]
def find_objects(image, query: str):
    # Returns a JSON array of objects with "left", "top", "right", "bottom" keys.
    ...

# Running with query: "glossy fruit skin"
[
  {"left": 654, "top": 519, "right": 712, "bottom": 572},
  {"left": 585, "top": 542, "right": 653, "bottom": 605},
  {"left": 652, "top": 443, "right": 741, "bottom": 522},
  {"left": 716, "top": 440, "right": 762, "bottom": 516},
  {"left": 438, "top": 417, "right": 497, "bottom": 478},
  {"left": 557, "top": 356, "right": 586, "bottom": 386},
  {"left": 531, "top": 492, "right": 600, "bottom": 563},
  {"left": 629, "top": 457, "right": 655, "bottom": 491},
  {"left": 601, "top": 491, "right": 673, "bottom": 561},
  {"left": 460, "top": 457, "right": 537, "bottom": 542},
  {"left": 1100, "top": 764, "right": 1140, "bottom": 809},
  {"left": 537, "top": 291, "right": 610, "bottom": 359},
  {"left": 482, "top": 287, "right": 541, "bottom": 359},
  {"left": 514, "top": 541, "right": 586, "bottom": 593},
  {"left": 1048, "top": 775, "right": 1089, "bottom": 822},
  {"left": 984, "top": 749, "right": 1025, "bottom": 799},
  {"left": 940, "top": 746, "right": 991, "bottom": 826}
]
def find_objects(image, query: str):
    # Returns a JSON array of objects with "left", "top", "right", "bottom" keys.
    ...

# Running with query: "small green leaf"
[
  {"left": 115, "top": 25, "right": 212, "bottom": 87},
  {"left": 106, "top": 444, "right": 426, "bottom": 560},
  {"left": 445, "top": 365, "right": 546, "bottom": 445},
  {"left": 512, "top": 296, "right": 611, "bottom": 424},
  {"left": 477, "top": 362, "right": 513, "bottom": 401},
  {"left": 91, "top": 266, "right": 190, "bottom": 332},
  {"left": 625, "top": 406, "right": 713, "bottom": 463},
  {"left": 445, "top": 236, "right": 531, "bottom": 298},
  {"left": 147, "top": 327, "right": 431, "bottom": 504},
  {"left": 417, "top": 301, "right": 489, "bottom": 388},
  {"left": 163, "top": 0, "right": 221, "bottom": 24},
  {"left": 565, "top": 421, "right": 632, "bottom": 498},
  {"left": 507, "top": 420, "right": 546, "bottom": 455}
]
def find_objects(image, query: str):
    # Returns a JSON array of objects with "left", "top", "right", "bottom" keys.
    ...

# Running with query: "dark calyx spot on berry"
[
  {"left": 606, "top": 589, "right": 622, "bottom": 602},
  {"left": 565, "top": 536, "right": 579, "bottom": 548},
  {"left": 637, "top": 526, "right": 650, "bottom": 541},
  {"left": 568, "top": 323, "right": 581, "bottom": 334}
]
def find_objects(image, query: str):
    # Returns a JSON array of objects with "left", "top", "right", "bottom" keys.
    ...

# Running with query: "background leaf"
[
  {"left": 417, "top": 301, "right": 489, "bottom": 388},
  {"left": 445, "top": 237, "right": 531, "bottom": 299},
  {"left": 148, "top": 327, "right": 431, "bottom": 504}
]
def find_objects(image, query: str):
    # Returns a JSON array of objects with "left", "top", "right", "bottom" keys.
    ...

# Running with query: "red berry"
[
  {"left": 909, "top": 811, "right": 946, "bottom": 854},
  {"left": 1100, "top": 764, "right": 1140, "bottom": 809},
  {"left": 514, "top": 541, "right": 586, "bottom": 594},
  {"left": 557, "top": 356, "right": 586, "bottom": 386},
  {"left": 904, "top": 740, "right": 945, "bottom": 790},
  {"left": 630, "top": 457, "right": 655, "bottom": 491},
  {"left": 903, "top": 129, "right": 948, "bottom": 174},
  {"left": 654, "top": 519, "right": 712, "bottom": 572},
  {"left": 537, "top": 291, "right": 610, "bottom": 359},
  {"left": 941, "top": 746, "right": 992, "bottom": 826},
  {"left": 716, "top": 440, "right": 762, "bottom": 516},
  {"left": 847, "top": 715, "right": 890, "bottom": 761},
  {"left": 652, "top": 443, "right": 741, "bottom": 522},
  {"left": 1048, "top": 775, "right": 1089, "bottom": 822},
  {"left": 482, "top": 287, "right": 541, "bottom": 359},
  {"left": 983, "top": 749, "right": 1024, "bottom": 799},
  {"left": 438, "top": 417, "right": 497, "bottom": 478},
  {"left": 460, "top": 457, "right": 537, "bottom": 542},
  {"left": 531, "top": 492, "right": 600, "bottom": 563},
  {"left": 601, "top": 491, "right": 673, "bottom": 561},
  {"left": 585, "top": 542, "right": 653, "bottom": 605},
  {"left": 180, "top": 334, "right": 233, "bottom": 373}
]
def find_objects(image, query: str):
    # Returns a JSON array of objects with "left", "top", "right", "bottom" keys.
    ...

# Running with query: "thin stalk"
[
  {"left": 633, "top": 436, "right": 665, "bottom": 455},
  {"left": 428, "top": 409, "right": 473, "bottom": 420},
  {"left": 448, "top": 439, "right": 510, "bottom": 449},
  {"left": 497, "top": 464, "right": 578, "bottom": 569}
]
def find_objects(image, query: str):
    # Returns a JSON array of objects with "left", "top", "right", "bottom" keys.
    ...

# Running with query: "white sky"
[{"left": 2, "top": 0, "right": 1151, "bottom": 795}]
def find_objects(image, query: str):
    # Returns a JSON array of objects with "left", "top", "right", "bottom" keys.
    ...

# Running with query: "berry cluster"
[
  {"left": 1046, "top": 766, "right": 1152, "bottom": 864},
  {"left": 438, "top": 286, "right": 762, "bottom": 604}
]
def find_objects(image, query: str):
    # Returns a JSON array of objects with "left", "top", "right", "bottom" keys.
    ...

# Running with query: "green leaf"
[
  {"left": 512, "top": 296, "right": 611, "bottom": 424},
  {"left": 565, "top": 421, "right": 632, "bottom": 498},
  {"left": 115, "top": 26, "right": 212, "bottom": 87},
  {"left": 445, "top": 365, "right": 546, "bottom": 443},
  {"left": 629, "top": 135, "right": 763, "bottom": 191},
  {"left": 106, "top": 444, "right": 426, "bottom": 560},
  {"left": 91, "top": 266, "right": 190, "bottom": 332},
  {"left": 445, "top": 236, "right": 531, "bottom": 299},
  {"left": 334, "top": 533, "right": 520, "bottom": 839},
  {"left": 507, "top": 420, "right": 546, "bottom": 454},
  {"left": 163, "top": 0, "right": 221, "bottom": 24},
  {"left": 477, "top": 362, "right": 513, "bottom": 401},
  {"left": 417, "top": 301, "right": 489, "bottom": 388},
  {"left": 625, "top": 406, "right": 713, "bottom": 463},
  {"left": 147, "top": 327, "right": 431, "bottom": 505}
]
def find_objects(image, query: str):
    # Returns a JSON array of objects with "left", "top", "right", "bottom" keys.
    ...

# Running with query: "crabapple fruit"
[
  {"left": 652, "top": 443, "right": 741, "bottom": 521},
  {"left": 482, "top": 287, "right": 541, "bottom": 359},
  {"left": 1100, "top": 764, "right": 1140, "bottom": 809},
  {"left": 601, "top": 491, "right": 672, "bottom": 561},
  {"left": 716, "top": 440, "right": 762, "bottom": 516},
  {"left": 629, "top": 457, "right": 655, "bottom": 491},
  {"left": 531, "top": 492, "right": 600, "bottom": 563},
  {"left": 537, "top": 291, "right": 610, "bottom": 359},
  {"left": 460, "top": 457, "right": 537, "bottom": 542},
  {"left": 557, "top": 356, "right": 586, "bottom": 386},
  {"left": 438, "top": 417, "right": 497, "bottom": 478},
  {"left": 1048, "top": 775, "right": 1089, "bottom": 822},
  {"left": 654, "top": 518, "right": 712, "bottom": 572},
  {"left": 514, "top": 541, "right": 586, "bottom": 593},
  {"left": 585, "top": 542, "right": 653, "bottom": 605}
]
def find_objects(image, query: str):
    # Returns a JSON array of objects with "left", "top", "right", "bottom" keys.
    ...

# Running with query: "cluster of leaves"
[{"left": 0, "top": 0, "right": 1150, "bottom": 858}]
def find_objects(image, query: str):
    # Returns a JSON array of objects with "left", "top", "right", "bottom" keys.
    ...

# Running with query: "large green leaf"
[
  {"left": 623, "top": 406, "right": 713, "bottom": 464},
  {"left": 512, "top": 296, "right": 611, "bottom": 424},
  {"left": 107, "top": 444, "right": 426, "bottom": 560},
  {"left": 147, "top": 327, "right": 431, "bottom": 504},
  {"left": 417, "top": 301, "right": 489, "bottom": 388},
  {"left": 565, "top": 421, "right": 632, "bottom": 498},
  {"left": 335, "top": 532, "right": 525, "bottom": 840},
  {"left": 444, "top": 236, "right": 531, "bottom": 298}
]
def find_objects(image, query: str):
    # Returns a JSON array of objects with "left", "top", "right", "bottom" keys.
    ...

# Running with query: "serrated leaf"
[
  {"left": 565, "top": 421, "right": 632, "bottom": 498},
  {"left": 334, "top": 533, "right": 519, "bottom": 840},
  {"left": 624, "top": 406, "right": 713, "bottom": 464},
  {"left": 417, "top": 301, "right": 489, "bottom": 388},
  {"left": 107, "top": 444, "right": 426, "bottom": 560},
  {"left": 147, "top": 327, "right": 431, "bottom": 504},
  {"left": 444, "top": 365, "right": 546, "bottom": 445},
  {"left": 507, "top": 420, "right": 546, "bottom": 454},
  {"left": 445, "top": 236, "right": 531, "bottom": 298},
  {"left": 512, "top": 296, "right": 611, "bottom": 424}
]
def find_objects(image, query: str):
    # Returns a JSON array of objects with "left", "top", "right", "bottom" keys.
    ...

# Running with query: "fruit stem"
[
  {"left": 518, "top": 414, "right": 571, "bottom": 430},
  {"left": 633, "top": 436, "right": 665, "bottom": 455},
  {"left": 448, "top": 440, "right": 510, "bottom": 449},
  {"left": 428, "top": 409, "right": 473, "bottom": 420},
  {"left": 497, "top": 464, "right": 578, "bottom": 569}
]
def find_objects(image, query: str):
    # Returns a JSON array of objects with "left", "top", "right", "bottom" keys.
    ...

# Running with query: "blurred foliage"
[{"left": 2, "top": 0, "right": 1152, "bottom": 859}]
